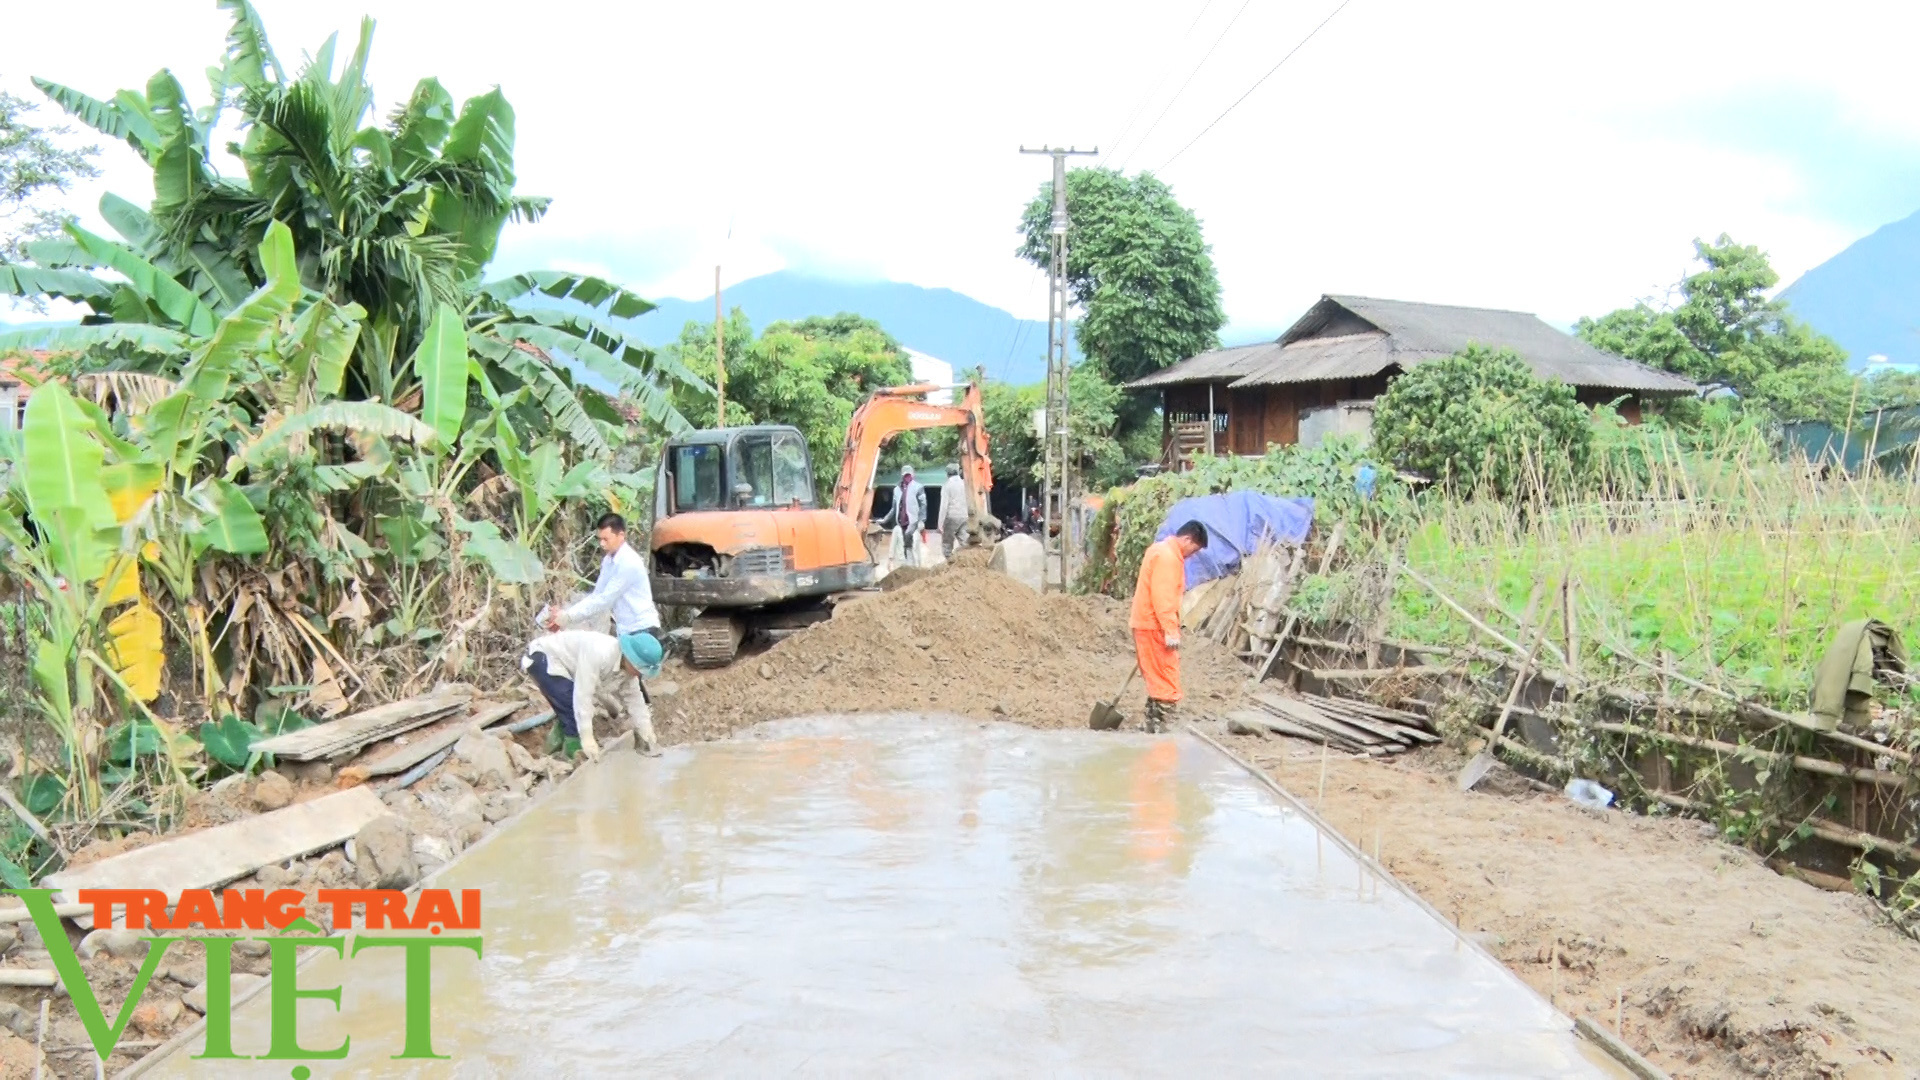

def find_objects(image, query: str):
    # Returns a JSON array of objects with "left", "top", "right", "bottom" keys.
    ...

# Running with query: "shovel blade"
[
  {"left": 1089, "top": 702, "right": 1125, "bottom": 731},
  {"left": 1457, "top": 750, "right": 1495, "bottom": 791}
]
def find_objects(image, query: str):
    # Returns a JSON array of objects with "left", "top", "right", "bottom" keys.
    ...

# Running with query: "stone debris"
[
  {"left": 987, "top": 533, "right": 1044, "bottom": 592},
  {"left": 252, "top": 770, "right": 294, "bottom": 811},
  {"left": 352, "top": 816, "right": 419, "bottom": 890},
  {"left": 76, "top": 928, "right": 147, "bottom": 960}
]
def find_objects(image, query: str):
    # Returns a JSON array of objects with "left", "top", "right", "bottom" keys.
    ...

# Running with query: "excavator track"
[{"left": 690, "top": 614, "right": 746, "bottom": 668}]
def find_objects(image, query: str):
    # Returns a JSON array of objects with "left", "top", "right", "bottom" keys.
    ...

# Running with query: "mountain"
[
  {"left": 628, "top": 270, "right": 1066, "bottom": 385},
  {"left": 1780, "top": 209, "right": 1920, "bottom": 368}
]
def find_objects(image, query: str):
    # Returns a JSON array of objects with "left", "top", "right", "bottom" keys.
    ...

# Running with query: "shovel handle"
[{"left": 1110, "top": 662, "right": 1139, "bottom": 705}]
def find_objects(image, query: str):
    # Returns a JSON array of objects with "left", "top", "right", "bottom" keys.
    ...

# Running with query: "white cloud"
[{"left": 5, "top": 0, "right": 1916, "bottom": 329}]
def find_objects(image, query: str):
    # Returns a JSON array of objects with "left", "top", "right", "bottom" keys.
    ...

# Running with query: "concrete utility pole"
[
  {"left": 1019, "top": 145, "right": 1096, "bottom": 592},
  {"left": 714, "top": 265, "right": 727, "bottom": 427}
]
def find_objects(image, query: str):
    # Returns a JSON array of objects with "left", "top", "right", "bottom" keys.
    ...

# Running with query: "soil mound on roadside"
[{"left": 658, "top": 565, "right": 1245, "bottom": 741}]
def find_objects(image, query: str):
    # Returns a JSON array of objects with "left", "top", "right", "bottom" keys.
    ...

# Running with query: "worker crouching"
[
  {"left": 1128, "top": 521, "right": 1210, "bottom": 734},
  {"left": 521, "top": 629, "right": 664, "bottom": 759}
]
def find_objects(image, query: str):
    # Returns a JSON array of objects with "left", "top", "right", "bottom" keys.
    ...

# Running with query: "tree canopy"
[
  {"left": 1576, "top": 235, "right": 1851, "bottom": 423},
  {"left": 0, "top": 89, "right": 97, "bottom": 263},
  {"left": 1017, "top": 167, "right": 1224, "bottom": 387},
  {"left": 0, "top": 1, "right": 703, "bottom": 453},
  {"left": 666, "top": 312, "right": 914, "bottom": 491}
]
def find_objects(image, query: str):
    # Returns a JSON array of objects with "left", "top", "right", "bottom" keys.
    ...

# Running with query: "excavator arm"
[{"left": 831, "top": 382, "right": 994, "bottom": 532}]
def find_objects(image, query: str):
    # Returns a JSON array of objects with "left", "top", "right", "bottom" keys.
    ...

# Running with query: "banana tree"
[{"left": 4, "top": 0, "right": 703, "bottom": 451}]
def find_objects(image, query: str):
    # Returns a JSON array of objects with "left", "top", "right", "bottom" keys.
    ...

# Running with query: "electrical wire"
[
  {"left": 1157, "top": 0, "right": 1354, "bottom": 172},
  {"left": 1116, "top": 0, "right": 1258, "bottom": 172},
  {"left": 1098, "top": 0, "right": 1219, "bottom": 169}
]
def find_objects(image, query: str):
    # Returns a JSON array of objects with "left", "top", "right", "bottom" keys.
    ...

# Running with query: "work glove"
[{"left": 1165, "top": 633, "right": 1181, "bottom": 650}]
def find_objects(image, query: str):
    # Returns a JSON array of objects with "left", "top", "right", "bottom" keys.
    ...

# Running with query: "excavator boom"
[{"left": 831, "top": 382, "right": 994, "bottom": 531}]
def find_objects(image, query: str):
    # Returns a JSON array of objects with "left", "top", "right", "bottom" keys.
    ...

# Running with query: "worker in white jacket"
[
  {"left": 521, "top": 630, "right": 662, "bottom": 759},
  {"left": 876, "top": 466, "right": 927, "bottom": 568},
  {"left": 939, "top": 464, "right": 970, "bottom": 561},
  {"left": 545, "top": 513, "right": 661, "bottom": 641}
]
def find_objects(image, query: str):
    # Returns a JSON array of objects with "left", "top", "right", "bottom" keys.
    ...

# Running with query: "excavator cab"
[
  {"left": 658, "top": 426, "right": 816, "bottom": 514},
  {"left": 650, "top": 382, "right": 994, "bottom": 667},
  {"left": 651, "top": 425, "right": 875, "bottom": 665}
]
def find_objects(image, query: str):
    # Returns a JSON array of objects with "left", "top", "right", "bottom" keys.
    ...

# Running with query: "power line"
[
  {"left": 1158, "top": 0, "right": 1355, "bottom": 172},
  {"left": 1116, "top": 0, "right": 1257, "bottom": 172},
  {"left": 1098, "top": 0, "right": 1218, "bottom": 169}
]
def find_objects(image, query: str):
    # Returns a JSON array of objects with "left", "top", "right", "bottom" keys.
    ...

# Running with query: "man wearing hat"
[
  {"left": 521, "top": 629, "right": 663, "bottom": 759},
  {"left": 875, "top": 465, "right": 927, "bottom": 568}
]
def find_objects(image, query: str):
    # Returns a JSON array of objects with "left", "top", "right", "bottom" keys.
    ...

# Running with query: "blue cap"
[{"left": 618, "top": 632, "right": 664, "bottom": 677}]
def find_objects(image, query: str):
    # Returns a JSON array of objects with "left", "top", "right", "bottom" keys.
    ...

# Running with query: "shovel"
[{"left": 1090, "top": 664, "right": 1139, "bottom": 731}]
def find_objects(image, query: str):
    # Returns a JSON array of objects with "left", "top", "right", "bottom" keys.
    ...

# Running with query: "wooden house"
[{"left": 1130, "top": 295, "right": 1699, "bottom": 465}]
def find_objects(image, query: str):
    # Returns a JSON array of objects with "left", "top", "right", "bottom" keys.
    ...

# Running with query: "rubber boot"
[
  {"left": 561, "top": 736, "right": 582, "bottom": 760},
  {"left": 1144, "top": 699, "right": 1174, "bottom": 734},
  {"left": 544, "top": 722, "right": 564, "bottom": 757}
]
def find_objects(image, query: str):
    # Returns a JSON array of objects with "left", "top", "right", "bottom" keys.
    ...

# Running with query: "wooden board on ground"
[
  {"left": 43, "top": 786, "right": 390, "bottom": 927},
  {"left": 1300, "top": 697, "right": 1435, "bottom": 745},
  {"left": 358, "top": 699, "right": 525, "bottom": 776},
  {"left": 1227, "top": 710, "right": 1351, "bottom": 748},
  {"left": 1255, "top": 693, "right": 1385, "bottom": 746},
  {"left": 252, "top": 690, "right": 470, "bottom": 761},
  {"left": 1303, "top": 693, "right": 1435, "bottom": 729}
]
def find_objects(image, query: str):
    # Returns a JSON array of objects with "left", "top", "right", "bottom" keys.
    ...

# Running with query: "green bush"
[
  {"left": 1372, "top": 345, "right": 1591, "bottom": 497},
  {"left": 1081, "top": 437, "right": 1408, "bottom": 597}
]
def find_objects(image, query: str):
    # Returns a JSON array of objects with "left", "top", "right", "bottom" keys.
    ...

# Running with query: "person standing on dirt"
[
  {"left": 877, "top": 466, "right": 927, "bottom": 568},
  {"left": 1129, "top": 521, "right": 1209, "bottom": 734},
  {"left": 939, "top": 463, "right": 970, "bottom": 561},
  {"left": 521, "top": 629, "right": 663, "bottom": 759},
  {"left": 545, "top": 512, "right": 662, "bottom": 644}
]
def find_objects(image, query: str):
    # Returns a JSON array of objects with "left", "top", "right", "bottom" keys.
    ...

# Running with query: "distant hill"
[
  {"left": 629, "top": 270, "right": 1067, "bottom": 386},
  {"left": 1781, "top": 209, "right": 1920, "bottom": 368}
]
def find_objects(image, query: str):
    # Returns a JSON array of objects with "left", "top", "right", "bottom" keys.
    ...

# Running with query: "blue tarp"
[{"left": 1155, "top": 492, "right": 1316, "bottom": 588}]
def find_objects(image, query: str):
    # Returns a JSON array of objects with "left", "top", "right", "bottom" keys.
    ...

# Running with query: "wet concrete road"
[{"left": 146, "top": 716, "right": 1619, "bottom": 1077}]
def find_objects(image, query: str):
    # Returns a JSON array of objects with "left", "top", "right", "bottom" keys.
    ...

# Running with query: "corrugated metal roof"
[
  {"left": 1226, "top": 332, "right": 1398, "bottom": 387},
  {"left": 1131, "top": 296, "right": 1700, "bottom": 396},
  {"left": 1128, "top": 342, "right": 1278, "bottom": 388}
]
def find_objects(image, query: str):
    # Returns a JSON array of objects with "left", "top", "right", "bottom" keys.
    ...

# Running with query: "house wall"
[
  {"left": 1161, "top": 373, "right": 1632, "bottom": 464},
  {"left": 1575, "top": 387, "right": 1644, "bottom": 424}
]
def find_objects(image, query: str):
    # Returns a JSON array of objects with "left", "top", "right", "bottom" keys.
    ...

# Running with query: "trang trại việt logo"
[{"left": 7, "top": 886, "right": 483, "bottom": 1069}]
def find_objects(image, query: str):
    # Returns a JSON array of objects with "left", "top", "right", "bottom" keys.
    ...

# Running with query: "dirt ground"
[
  {"left": 655, "top": 562, "right": 1251, "bottom": 742},
  {"left": 1222, "top": 734, "right": 1919, "bottom": 1079}
]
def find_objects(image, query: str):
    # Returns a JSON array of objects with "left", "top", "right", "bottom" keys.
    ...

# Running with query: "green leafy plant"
[{"left": 1372, "top": 344, "right": 1592, "bottom": 497}]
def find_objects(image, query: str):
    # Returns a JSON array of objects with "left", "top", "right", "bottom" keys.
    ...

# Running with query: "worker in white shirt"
[
  {"left": 544, "top": 513, "right": 662, "bottom": 643},
  {"left": 938, "top": 463, "right": 970, "bottom": 561},
  {"left": 521, "top": 630, "right": 663, "bottom": 759}
]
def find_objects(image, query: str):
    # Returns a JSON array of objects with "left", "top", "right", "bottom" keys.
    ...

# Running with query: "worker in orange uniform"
[{"left": 1129, "top": 521, "right": 1210, "bottom": 733}]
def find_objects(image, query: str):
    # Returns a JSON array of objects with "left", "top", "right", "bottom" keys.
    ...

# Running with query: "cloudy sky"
[{"left": 5, "top": 1, "right": 1917, "bottom": 339}]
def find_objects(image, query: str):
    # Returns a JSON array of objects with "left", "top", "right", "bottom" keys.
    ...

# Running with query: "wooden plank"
[
  {"left": 253, "top": 691, "right": 469, "bottom": 760},
  {"left": 1255, "top": 693, "right": 1385, "bottom": 746},
  {"left": 1226, "top": 710, "right": 1359, "bottom": 750},
  {"left": 358, "top": 700, "right": 525, "bottom": 777},
  {"left": 1301, "top": 696, "right": 1439, "bottom": 745},
  {"left": 1302, "top": 693, "right": 1433, "bottom": 728},
  {"left": 44, "top": 787, "right": 390, "bottom": 927}
]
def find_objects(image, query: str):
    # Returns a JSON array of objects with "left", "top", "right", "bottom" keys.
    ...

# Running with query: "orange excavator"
[{"left": 649, "top": 382, "right": 994, "bottom": 666}]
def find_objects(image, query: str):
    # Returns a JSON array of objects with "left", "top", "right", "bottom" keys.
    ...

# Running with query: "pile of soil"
[
  {"left": 1228, "top": 734, "right": 1920, "bottom": 1078},
  {"left": 658, "top": 564, "right": 1247, "bottom": 742}
]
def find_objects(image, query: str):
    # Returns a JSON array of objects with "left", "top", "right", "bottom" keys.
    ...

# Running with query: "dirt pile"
[{"left": 658, "top": 564, "right": 1247, "bottom": 742}]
